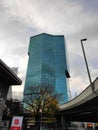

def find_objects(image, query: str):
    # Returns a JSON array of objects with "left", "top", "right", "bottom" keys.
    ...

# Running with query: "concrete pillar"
[{"left": 61, "top": 115, "right": 65, "bottom": 130}]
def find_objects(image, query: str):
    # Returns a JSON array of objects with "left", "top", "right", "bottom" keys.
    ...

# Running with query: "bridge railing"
[{"left": 60, "top": 77, "right": 98, "bottom": 111}]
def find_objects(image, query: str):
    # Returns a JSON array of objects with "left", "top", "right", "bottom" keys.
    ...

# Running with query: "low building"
[{"left": 7, "top": 67, "right": 18, "bottom": 100}]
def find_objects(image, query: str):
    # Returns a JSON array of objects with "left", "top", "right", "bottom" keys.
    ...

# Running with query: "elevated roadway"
[{"left": 59, "top": 77, "right": 98, "bottom": 122}]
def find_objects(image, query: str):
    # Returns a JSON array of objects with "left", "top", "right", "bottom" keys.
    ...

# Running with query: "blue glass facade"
[{"left": 24, "top": 33, "right": 70, "bottom": 104}]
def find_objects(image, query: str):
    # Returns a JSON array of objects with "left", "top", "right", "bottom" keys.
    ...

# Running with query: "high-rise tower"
[{"left": 24, "top": 33, "right": 70, "bottom": 104}]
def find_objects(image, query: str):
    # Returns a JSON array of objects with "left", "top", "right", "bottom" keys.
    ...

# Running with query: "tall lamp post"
[
  {"left": 68, "top": 90, "right": 71, "bottom": 100},
  {"left": 80, "top": 38, "right": 94, "bottom": 92}
]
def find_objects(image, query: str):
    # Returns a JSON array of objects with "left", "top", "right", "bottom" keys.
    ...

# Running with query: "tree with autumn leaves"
[{"left": 23, "top": 85, "right": 61, "bottom": 129}]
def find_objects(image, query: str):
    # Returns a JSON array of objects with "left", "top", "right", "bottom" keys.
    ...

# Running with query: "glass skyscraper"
[{"left": 24, "top": 33, "right": 70, "bottom": 104}]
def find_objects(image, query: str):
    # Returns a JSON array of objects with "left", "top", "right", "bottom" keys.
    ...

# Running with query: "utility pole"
[{"left": 80, "top": 38, "right": 95, "bottom": 92}]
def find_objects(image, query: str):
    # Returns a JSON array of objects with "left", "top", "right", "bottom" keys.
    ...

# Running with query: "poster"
[{"left": 10, "top": 116, "right": 23, "bottom": 130}]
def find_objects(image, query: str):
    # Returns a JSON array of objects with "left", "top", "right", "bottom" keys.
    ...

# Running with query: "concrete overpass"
[{"left": 59, "top": 77, "right": 98, "bottom": 122}]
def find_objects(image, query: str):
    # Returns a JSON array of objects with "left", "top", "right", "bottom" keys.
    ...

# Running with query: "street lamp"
[
  {"left": 68, "top": 90, "right": 71, "bottom": 100},
  {"left": 80, "top": 38, "right": 94, "bottom": 92}
]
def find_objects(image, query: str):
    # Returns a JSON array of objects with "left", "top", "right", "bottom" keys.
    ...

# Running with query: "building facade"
[
  {"left": 7, "top": 67, "right": 18, "bottom": 100},
  {"left": 24, "top": 33, "right": 70, "bottom": 104}
]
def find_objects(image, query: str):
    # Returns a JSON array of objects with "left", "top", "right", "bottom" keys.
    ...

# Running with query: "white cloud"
[{"left": 0, "top": 0, "right": 98, "bottom": 96}]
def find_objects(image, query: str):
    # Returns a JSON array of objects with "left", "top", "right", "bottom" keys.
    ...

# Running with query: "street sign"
[{"left": 10, "top": 116, "right": 23, "bottom": 130}]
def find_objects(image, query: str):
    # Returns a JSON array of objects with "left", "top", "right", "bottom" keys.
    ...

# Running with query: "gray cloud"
[
  {"left": 0, "top": 0, "right": 98, "bottom": 95},
  {"left": 74, "top": 0, "right": 98, "bottom": 13}
]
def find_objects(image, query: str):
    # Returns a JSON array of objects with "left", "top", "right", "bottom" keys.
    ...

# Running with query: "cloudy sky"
[{"left": 0, "top": 0, "right": 98, "bottom": 98}]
